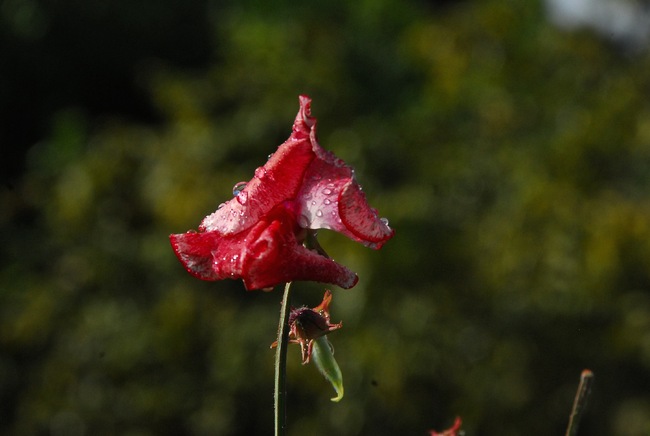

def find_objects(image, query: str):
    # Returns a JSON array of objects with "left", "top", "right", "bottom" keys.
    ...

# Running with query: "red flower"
[
  {"left": 170, "top": 95, "right": 393, "bottom": 290},
  {"left": 429, "top": 417, "right": 463, "bottom": 436}
]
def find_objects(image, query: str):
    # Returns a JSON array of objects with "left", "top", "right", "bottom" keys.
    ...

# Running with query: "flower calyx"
[{"left": 288, "top": 290, "right": 342, "bottom": 364}]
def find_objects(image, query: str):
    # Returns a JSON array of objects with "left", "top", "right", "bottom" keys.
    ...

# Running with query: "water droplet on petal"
[
  {"left": 316, "top": 210, "right": 323, "bottom": 217},
  {"left": 232, "top": 181, "right": 247, "bottom": 196},
  {"left": 255, "top": 167, "right": 267, "bottom": 178},
  {"left": 380, "top": 217, "right": 390, "bottom": 226},
  {"left": 236, "top": 191, "right": 248, "bottom": 205},
  {"left": 322, "top": 188, "right": 332, "bottom": 195},
  {"left": 217, "top": 202, "right": 226, "bottom": 210},
  {"left": 311, "top": 200, "right": 316, "bottom": 206},
  {"left": 323, "top": 199, "right": 331, "bottom": 205}
]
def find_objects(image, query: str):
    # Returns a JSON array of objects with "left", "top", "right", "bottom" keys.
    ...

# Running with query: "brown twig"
[{"left": 565, "top": 369, "right": 594, "bottom": 436}]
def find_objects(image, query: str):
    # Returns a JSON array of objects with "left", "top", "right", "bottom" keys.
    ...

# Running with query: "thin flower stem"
[
  {"left": 565, "top": 369, "right": 594, "bottom": 436},
  {"left": 274, "top": 282, "right": 293, "bottom": 436}
]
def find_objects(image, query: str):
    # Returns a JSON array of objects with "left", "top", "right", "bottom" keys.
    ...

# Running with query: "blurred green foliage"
[{"left": 3, "top": 0, "right": 650, "bottom": 434}]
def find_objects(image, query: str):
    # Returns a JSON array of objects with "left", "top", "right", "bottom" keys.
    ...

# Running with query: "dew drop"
[
  {"left": 217, "top": 202, "right": 226, "bottom": 210},
  {"left": 236, "top": 191, "right": 248, "bottom": 205},
  {"left": 323, "top": 199, "right": 331, "bottom": 205},
  {"left": 255, "top": 167, "right": 266, "bottom": 178},
  {"left": 311, "top": 200, "right": 316, "bottom": 206},
  {"left": 232, "top": 181, "right": 247, "bottom": 196},
  {"left": 380, "top": 217, "right": 390, "bottom": 226},
  {"left": 316, "top": 210, "right": 323, "bottom": 217},
  {"left": 322, "top": 188, "right": 333, "bottom": 195}
]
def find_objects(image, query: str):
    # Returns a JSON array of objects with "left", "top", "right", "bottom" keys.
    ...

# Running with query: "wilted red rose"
[{"left": 170, "top": 95, "right": 394, "bottom": 290}]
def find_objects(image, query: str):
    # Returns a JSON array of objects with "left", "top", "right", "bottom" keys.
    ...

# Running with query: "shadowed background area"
[{"left": 3, "top": 0, "right": 650, "bottom": 434}]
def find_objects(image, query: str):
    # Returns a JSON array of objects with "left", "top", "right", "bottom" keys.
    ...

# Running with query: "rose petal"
[
  {"left": 293, "top": 94, "right": 316, "bottom": 137},
  {"left": 294, "top": 114, "right": 394, "bottom": 248},
  {"left": 199, "top": 96, "right": 318, "bottom": 236},
  {"left": 169, "top": 231, "right": 226, "bottom": 281},
  {"left": 240, "top": 207, "right": 358, "bottom": 290},
  {"left": 171, "top": 205, "right": 358, "bottom": 290},
  {"left": 295, "top": 156, "right": 349, "bottom": 231},
  {"left": 339, "top": 180, "right": 394, "bottom": 249},
  {"left": 199, "top": 142, "right": 314, "bottom": 235}
]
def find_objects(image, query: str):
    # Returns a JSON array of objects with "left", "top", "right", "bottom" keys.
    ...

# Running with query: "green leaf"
[{"left": 311, "top": 336, "right": 344, "bottom": 402}]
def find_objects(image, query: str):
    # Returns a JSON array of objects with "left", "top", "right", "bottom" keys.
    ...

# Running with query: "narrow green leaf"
[{"left": 311, "top": 336, "right": 344, "bottom": 402}]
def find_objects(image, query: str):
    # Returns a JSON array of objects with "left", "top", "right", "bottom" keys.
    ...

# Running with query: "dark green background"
[{"left": 3, "top": 0, "right": 650, "bottom": 434}]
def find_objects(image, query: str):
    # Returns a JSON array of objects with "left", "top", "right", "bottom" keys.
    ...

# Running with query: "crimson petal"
[
  {"left": 169, "top": 231, "right": 229, "bottom": 281},
  {"left": 339, "top": 180, "right": 393, "bottom": 249},
  {"left": 240, "top": 207, "right": 358, "bottom": 290},
  {"left": 171, "top": 205, "right": 358, "bottom": 290},
  {"left": 199, "top": 121, "right": 316, "bottom": 235},
  {"left": 294, "top": 97, "right": 394, "bottom": 248}
]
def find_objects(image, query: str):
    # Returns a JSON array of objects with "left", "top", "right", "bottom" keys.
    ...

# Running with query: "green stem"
[{"left": 274, "top": 282, "right": 293, "bottom": 436}]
